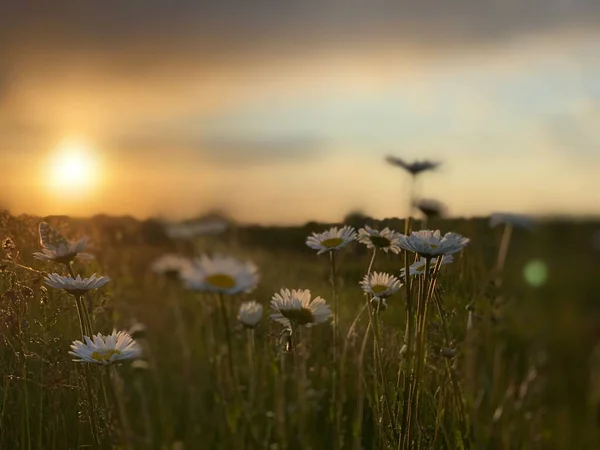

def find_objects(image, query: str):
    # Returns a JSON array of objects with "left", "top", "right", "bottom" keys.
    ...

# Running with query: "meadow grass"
[{"left": 1, "top": 211, "right": 599, "bottom": 449}]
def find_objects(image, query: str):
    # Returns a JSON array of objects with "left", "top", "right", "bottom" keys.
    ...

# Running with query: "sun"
[{"left": 48, "top": 138, "right": 101, "bottom": 194}]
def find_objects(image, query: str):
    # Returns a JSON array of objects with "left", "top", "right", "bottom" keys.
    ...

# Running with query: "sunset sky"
[{"left": 1, "top": 1, "right": 599, "bottom": 224}]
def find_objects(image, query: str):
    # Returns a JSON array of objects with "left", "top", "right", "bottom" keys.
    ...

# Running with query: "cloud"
[
  {"left": 2, "top": 1, "right": 600, "bottom": 62},
  {"left": 106, "top": 133, "right": 324, "bottom": 167},
  {"left": 200, "top": 135, "right": 324, "bottom": 164}
]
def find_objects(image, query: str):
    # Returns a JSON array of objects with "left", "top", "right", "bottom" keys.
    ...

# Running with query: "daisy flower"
[
  {"left": 33, "top": 222, "right": 92, "bottom": 264},
  {"left": 182, "top": 254, "right": 259, "bottom": 295},
  {"left": 360, "top": 272, "right": 403, "bottom": 298},
  {"left": 386, "top": 156, "right": 441, "bottom": 176},
  {"left": 270, "top": 289, "right": 332, "bottom": 327},
  {"left": 400, "top": 255, "right": 454, "bottom": 278},
  {"left": 306, "top": 225, "right": 356, "bottom": 255},
  {"left": 357, "top": 225, "right": 402, "bottom": 253},
  {"left": 69, "top": 331, "right": 142, "bottom": 365},
  {"left": 151, "top": 254, "right": 193, "bottom": 278},
  {"left": 44, "top": 273, "right": 110, "bottom": 295},
  {"left": 165, "top": 218, "right": 228, "bottom": 240},
  {"left": 237, "top": 301, "right": 263, "bottom": 328},
  {"left": 398, "top": 230, "right": 469, "bottom": 258},
  {"left": 490, "top": 213, "right": 534, "bottom": 229}
]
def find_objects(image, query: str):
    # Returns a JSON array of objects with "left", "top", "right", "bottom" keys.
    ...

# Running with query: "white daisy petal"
[
  {"left": 44, "top": 273, "right": 110, "bottom": 295},
  {"left": 270, "top": 288, "right": 332, "bottom": 327},
  {"left": 34, "top": 223, "right": 92, "bottom": 263},
  {"left": 151, "top": 254, "right": 194, "bottom": 277},
  {"left": 237, "top": 301, "right": 263, "bottom": 328},
  {"left": 357, "top": 226, "right": 402, "bottom": 254},
  {"left": 69, "top": 331, "right": 142, "bottom": 366},
  {"left": 305, "top": 226, "right": 356, "bottom": 255},
  {"left": 400, "top": 255, "right": 454, "bottom": 279},
  {"left": 360, "top": 272, "right": 403, "bottom": 298},
  {"left": 398, "top": 230, "right": 469, "bottom": 258},
  {"left": 181, "top": 254, "right": 259, "bottom": 295}
]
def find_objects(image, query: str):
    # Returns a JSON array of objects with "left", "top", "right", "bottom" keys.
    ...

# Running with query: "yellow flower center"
[
  {"left": 429, "top": 243, "right": 440, "bottom": 249},
  {"left": 371, "top": 285, "right": 388, "bottom": 294},
  {"left": 321, "top": 237, "right": 344, "bottom": 248},
  {"left": 206, "top": 273, "right": 236, "bottom": 289},
  {"left": 91, "top": 349, "right": 121, "bottom": 362},
  {"left": 369, "top": 235, "right": 391, "bottom": 248},
  {"left": 414, "top": 263, "right": 425, "bottom": 272}
]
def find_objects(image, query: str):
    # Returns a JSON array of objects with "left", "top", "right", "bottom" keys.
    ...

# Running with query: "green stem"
[
  {"left": 495, "top": 223, "right": 513, "bottom": 286},
  {"left": 353, "top": 321, "right": 373, "bottom": 450},
  {"left": 330, "top": 251, "right": 339, "bottom": 359},
  {"left": 83, "top": 366, "right": 101, "bottom": 449},
  {"left": 433, "top": 290, "right": 468, "bottom": 436},
  {"left": 73, "top": 296, "right": 87, "bottom": 339},
  {"left": 329, "top": 251, "right": 341, "bottom": 449},
  {"left": 106, "top": 366, "right": 133, "bottom": 450},
  {"left": 405, "top": 257, "right": 432, "bottom": 447},
  {"left": 218, "top": 293, "right": 234, "bottom": 378},
  {"left": 372, "top": 305, "right": 396, "bottom": 431},
  {"left": 399, "top": 246, "right": 414, "bottom": 449},
  {"left": 247, "top": 328, "right": 257, "bottom": 405}
]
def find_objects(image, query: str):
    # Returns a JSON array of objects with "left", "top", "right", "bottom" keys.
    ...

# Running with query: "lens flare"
[{"left": 523, "top": 259, "right": 548, "bottom": 287}]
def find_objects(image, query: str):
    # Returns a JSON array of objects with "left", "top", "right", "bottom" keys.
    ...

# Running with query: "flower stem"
[
  {"left": 218, "top": 292, "right": 234, "bottom": 378},
  {"left": 404, "top": 256, "right": 433, "bottom": 447},
  {"left": 246, "top": 328, "right": 256, "bottom": 405},
  {"left": 73, "top": 295, "right": 87, "bottom": 339},
  {"left": 433, "top": 290, "right": 468, "bottom": 437},
  {"left": 106, "top": 366, "right": 133, "bottom": 449},
  {"left": 329, "top": 251, "right": 341, "bottom": 449},
  {"left": 495, "top": 223, "right": 513, "bottom": 286},
  {"left": 330, "top": 251, "right": 339, "bottom": 358}
]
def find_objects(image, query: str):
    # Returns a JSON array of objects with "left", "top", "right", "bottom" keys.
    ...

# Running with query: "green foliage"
[{"left": 1, "top": 214, "right": 599, "bottom": 449}]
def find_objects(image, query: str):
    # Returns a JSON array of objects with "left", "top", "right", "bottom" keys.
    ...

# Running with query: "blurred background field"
[{"left": 1, "top": 211, "right": 599, "bottom": 448}]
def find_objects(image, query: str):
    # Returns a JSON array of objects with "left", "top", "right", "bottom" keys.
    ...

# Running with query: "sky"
[{"left": 1, "top": 1, "right": 599, "bottom": 224}]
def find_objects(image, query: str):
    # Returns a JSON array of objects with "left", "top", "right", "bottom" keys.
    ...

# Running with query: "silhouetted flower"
[
  {"left": 490, "top": 213, "right": 534, "bottom": 229},
  {"left": 415, "top": 199, "right": 446, "bottom": 219},
  {"left": 386, "top": 156, "right": 441, "bottom": 176}
]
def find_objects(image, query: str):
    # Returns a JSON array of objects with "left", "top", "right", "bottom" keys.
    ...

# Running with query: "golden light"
[{"left": 47, "top": 138, "right": 101, "bottom": 195}]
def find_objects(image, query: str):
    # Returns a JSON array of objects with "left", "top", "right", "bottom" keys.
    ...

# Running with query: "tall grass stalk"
[
  {"left": 166, "top": 279, "right": 197, "bottom": 438},
  {"left": 106, "top": 366, "right": 133, "bottom": 450},
  {"left": 340, "top": 248, "right": 378, "bottom": 447},
  {"left": 329, "top": 251, "right": 342, "bottom": 449},
  {"left": 495, "top": 222, "right": 513, "bottom": 286},
  {"left": 217, "top": 293, "right": 234, "bottom": 378}
]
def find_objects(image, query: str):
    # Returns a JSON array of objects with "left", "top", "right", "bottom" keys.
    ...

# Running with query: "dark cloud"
[
  {"left": 107, "top": 133, "right": 324, "bottom": 166},
  {"left": 200, "top": 135, "right": 324, "bottom": 164},
  {"left": 2, "top": 1, "right": 600, "bottom": 62}
]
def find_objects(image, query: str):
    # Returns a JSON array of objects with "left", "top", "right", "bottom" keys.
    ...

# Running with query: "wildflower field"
[{"left": 0, "top": 210, "right": 599, "bottom": 449}]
